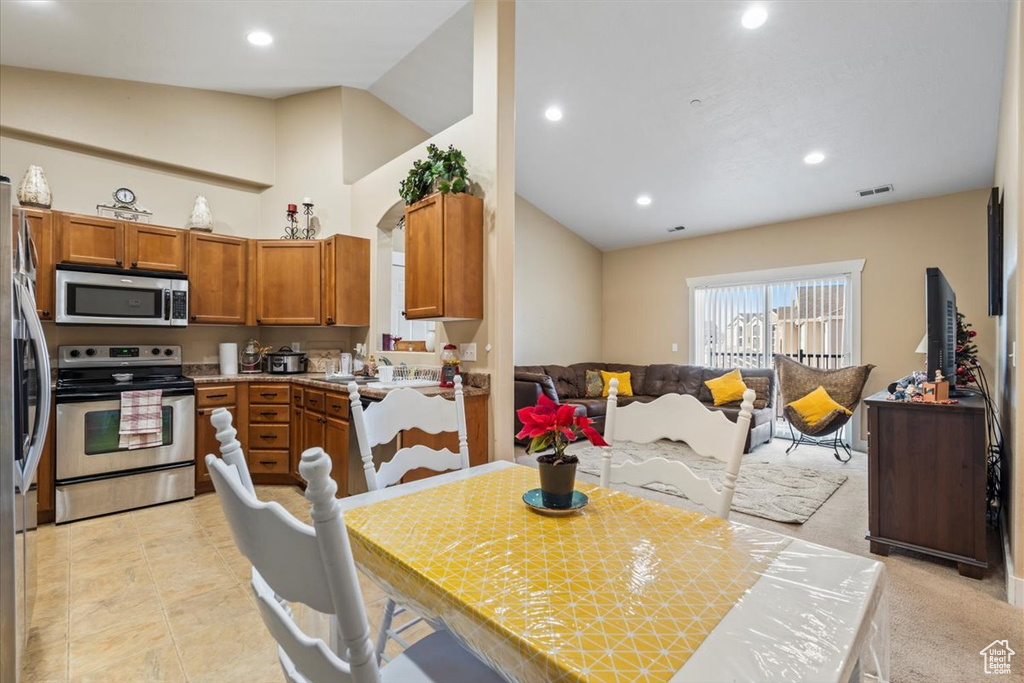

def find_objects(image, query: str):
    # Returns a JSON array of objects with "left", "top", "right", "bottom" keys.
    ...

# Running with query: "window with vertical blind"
[{"left": 692, "top": 275, "right": 852, "bottom": 372}]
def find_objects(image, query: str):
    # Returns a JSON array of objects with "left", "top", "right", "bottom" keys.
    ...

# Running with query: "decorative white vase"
[
  {"left": 17, "top": 165, "right": 52, "bottom": 208},
  {"left": 425, "top": 330, "right": 437, "bottom": 353},
  {"left": 187, "top": 195, "right": 214, "bottom": 232}
]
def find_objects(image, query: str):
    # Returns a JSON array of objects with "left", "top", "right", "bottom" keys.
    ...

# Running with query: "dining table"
[{"left": 339, "top": 461, "right": 889, "bottom": 683}]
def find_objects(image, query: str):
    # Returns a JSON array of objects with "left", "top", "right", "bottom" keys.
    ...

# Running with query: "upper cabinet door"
[
  {"left": 323, "top": 234, "right": 370, "bottom": 326},
  {"left": 127, "top": 223, "right": 187, "bottom": 272},
  {"left": 57, "top": 213, "right": 124, "bottom": 268},
  {"left": 188, "top": 232, "right": 249, "bottom": 324},
  {"left": 255, "top": 241, "right": 322, "bottom": 325},
  {"left": 404, "top": 193, "right": 483, "bottom": 321},
  {"left": 16, "top": 209, "right": 54, "bottom": 320},
  {"left": 404, "top": 195, "right": 445, "bottom": 319}
]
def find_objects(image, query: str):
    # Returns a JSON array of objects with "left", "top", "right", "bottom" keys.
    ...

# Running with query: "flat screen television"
[
  {"left": 988, "top": 187, "right": 1003, "bottom": 316},
  {"left": 925, "top": 267, "right": 958, "bottom": 390}
]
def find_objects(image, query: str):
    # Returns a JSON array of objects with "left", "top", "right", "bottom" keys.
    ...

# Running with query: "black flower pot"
[{"left": 537, "top": 460, "right": 577, "bottom": 509}]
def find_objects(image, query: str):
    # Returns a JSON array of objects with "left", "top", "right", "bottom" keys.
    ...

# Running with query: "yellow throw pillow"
[
  {"left": 601, "top": 370, "right": 633, "bottom": 397},
  {"left": 788, "top": 386, "right": 852, "bottom": 426},
  {"left": 704, "top": 369, "right": 747, "bottom": 406}
]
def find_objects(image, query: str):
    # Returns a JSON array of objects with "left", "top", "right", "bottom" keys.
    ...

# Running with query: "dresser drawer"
[
  {"left": 248, "top": 450, "right": 289, "bottom": 474},
  {"left": 325, "top": 392, "right": 349, "bottom": 419},
  {"left": 249, "top": 384, "right": 290, "bottom": 404},
  {"left": 197, "top": 385, "right": 237, "bottom": 408},
  {"left": 249, "top": 424, "right": 289, "bottom": 448},
  {"left": 250, "top": 405, "right": 289, "bottom": 423},
  {"left": 304, "top": 390, "right": 325, "bottom": 413}
]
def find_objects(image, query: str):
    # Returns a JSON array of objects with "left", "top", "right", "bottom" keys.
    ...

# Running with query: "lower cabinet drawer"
[
  {"left": 250, "top": 405, "right": 290, "bottom": 423},
  {"left": 248, "top": 450, "right": 289, "bottom": 475},
  {"left": 249, "top": 424, "right": 289, "bottom": 448},
  {"left": 249, "top": 384, "right": 290, "bottom": 404}
]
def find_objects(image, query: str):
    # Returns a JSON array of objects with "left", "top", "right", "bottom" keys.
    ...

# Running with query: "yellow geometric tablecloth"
[{"left": 345, "top": 466, "right": 791, "bottom": 683}]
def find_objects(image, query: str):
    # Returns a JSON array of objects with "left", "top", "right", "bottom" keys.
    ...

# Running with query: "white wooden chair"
[
  {"left": 601, "top": 377, "right": 755, "bottom": 520},
  {"left": 205, "top": 440, "right": 502, "bottom": 683},
  {"left": 347, "top": 375, "right": 470, "bottom": 661}
]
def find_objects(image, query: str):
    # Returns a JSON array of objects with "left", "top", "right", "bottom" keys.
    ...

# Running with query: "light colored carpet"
[
  {"left": 569, "top": 439, "right": 846, "bottom": 523},
  {"left": 516, "top": 439, "right": 1023, "bottom": 683}
]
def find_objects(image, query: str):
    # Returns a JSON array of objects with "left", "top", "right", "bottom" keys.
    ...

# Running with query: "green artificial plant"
[{"left": 399, "top": 144, "right": 471, "bottom": 205}]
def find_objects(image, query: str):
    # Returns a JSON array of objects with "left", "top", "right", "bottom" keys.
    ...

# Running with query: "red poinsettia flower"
[{"left": 518, "top": 395, "right": 609, "bottom": 455}]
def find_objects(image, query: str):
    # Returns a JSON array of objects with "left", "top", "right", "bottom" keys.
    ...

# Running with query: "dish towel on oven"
[{"left": 119, "top": 389, "right": 163, "bottom": 450}]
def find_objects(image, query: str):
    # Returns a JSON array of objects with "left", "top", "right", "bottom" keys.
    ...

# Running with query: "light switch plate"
[
  {"left": 459, "top": 343, "right": 477, "bottom": 362},
  {"left": 671, "top": 343, "right": 679, "bottom": 352}
]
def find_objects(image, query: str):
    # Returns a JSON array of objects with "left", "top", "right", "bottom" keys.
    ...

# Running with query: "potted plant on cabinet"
[
  {"left": 516, "top": 396, "right": 607, "bottom": 508},
  {"left": 399, "top": 144, "right": 471, "bottom": 205}
]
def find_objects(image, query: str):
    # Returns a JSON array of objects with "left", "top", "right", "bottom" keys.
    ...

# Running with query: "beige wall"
[
  {"left": 341, "top": 88, "right": 430, "bottom": 185},
  {"left": 514, "top": 195, "right": 602, "bottom": 365},
  {"left": 259, "top": 87, "right": 349, "bottom": 239},
  {"left": 994, "top": 0, "right": 1024, "bottom": 591},
  {"left": 350, "top": 0, "right": 516, "bottom": 459},
  {"left": 603, "top": 189, "right": 996, "bottom": 441},
  {"left": 0, "top": 65, "right": 276, "bottom": 186}
]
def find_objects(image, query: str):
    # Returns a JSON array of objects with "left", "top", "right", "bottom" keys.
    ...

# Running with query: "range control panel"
[{"left": 58, "top": 345, "right": 183, "bottom": 368}]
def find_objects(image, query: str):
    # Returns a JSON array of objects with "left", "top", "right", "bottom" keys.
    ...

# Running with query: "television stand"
[{"left": 864, "top": 390, "right": 987, "bottom": 578}]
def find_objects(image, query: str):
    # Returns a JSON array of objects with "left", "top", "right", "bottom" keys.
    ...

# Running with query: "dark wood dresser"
[{"left": 864, "top": 390, "right": 987, "bottom": 578}]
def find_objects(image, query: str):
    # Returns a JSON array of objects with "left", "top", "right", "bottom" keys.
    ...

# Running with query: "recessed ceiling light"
[
  {"left": 636, "top": 195, "right": 652, "bottom": 206},
  {"left": 804, "top": 151, "right": 826, "bottom": 165},
  {"left": 544, "top": 106, "right": 563, "bottom": 122},
  {"left": 741, "top": 6, "right": 768, "bottom": 29},
  {"left": 247, "top": 31, "right": 273, "bottom": 47}
]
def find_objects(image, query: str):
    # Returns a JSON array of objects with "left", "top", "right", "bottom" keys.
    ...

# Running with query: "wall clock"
[{"left": 97, "top": 186, "right": 152, "bottom": 223}]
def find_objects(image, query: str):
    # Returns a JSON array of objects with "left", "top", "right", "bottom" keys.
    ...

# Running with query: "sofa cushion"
[
  {"left": 601, "top": 370, "right": 633, "bottom": 396},
  {"left": 618, "top": 395, "right": 656, "bottom": 406},
  {"left": 569, "top": 363, "right": 607, "bottom": 397},
  {"left": 718, "top": 375, "right": 771, "bottom": 410},
  {"left": 514, "top": 372, "right": 559, "bottom": 402},
  {"left": 562, "top": 397, "right": 608, "bottom": 418},
  {"left": 584, "top": 370, "right": 604, "bottom": 398},
  {"left": 644, "top": 364, "right": 703, "bottom": 397},
  {"left": 605, "top": 364, "right": 648, "bottom": 396},
  {"left": 707, "top": 405, "right": 775, "bottom": 428},
  {"left": 699, "top": 367, "right": 776, "bottom": 406},
  {"left": 542, "top": 365, "right": 581, "bottom": 399}
]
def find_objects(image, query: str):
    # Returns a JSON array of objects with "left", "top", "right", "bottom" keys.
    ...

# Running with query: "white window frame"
[{"left": 686, "top": 259, "right": 866, "bottom": 450}]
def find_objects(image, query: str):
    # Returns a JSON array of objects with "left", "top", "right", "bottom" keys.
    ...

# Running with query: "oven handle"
[
  {"left": 56, "top": 388, "right": 196, "bottom": 404},
  {"left": 15, "top": 277, "right": 51, "bottom": 493}
]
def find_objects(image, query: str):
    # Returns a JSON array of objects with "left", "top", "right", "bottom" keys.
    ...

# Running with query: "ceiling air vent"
[
  {"left": 666, "top": 225, "right": 686, "bottom": 233},
  {"left": 857, "top": 184, "right": 894, "bottom": 198}
]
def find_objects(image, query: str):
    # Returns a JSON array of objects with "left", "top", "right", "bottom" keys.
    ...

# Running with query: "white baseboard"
[{"left": 1001, "top": 509, "right": 1024, "bottom": 608}]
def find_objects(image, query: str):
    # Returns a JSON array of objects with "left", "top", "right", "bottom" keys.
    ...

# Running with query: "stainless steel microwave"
[{"left": 55, "top": 266, "right": 188, "bottom": 327}]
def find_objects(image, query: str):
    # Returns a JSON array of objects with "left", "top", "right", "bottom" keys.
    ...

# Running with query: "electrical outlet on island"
[{"left": 459, "top": 343, "right": 477, "bottom": 362}]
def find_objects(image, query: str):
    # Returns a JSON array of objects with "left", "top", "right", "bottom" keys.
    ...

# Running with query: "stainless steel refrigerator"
[{"left": 0, "top": 175, "right": 51, "bottom": 683}]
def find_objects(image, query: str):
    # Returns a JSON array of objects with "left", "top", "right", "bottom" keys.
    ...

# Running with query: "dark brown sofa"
[{"left": 515, "top": 363, "right": 776, "bottom": 452}]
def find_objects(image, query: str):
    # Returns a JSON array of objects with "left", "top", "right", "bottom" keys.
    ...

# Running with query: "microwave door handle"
[
  {"left": 164, "top": 289, "right": 171, "bottom": 321},
  {"left": 14, "top": 278, "right": 51, "bottom": 492}
]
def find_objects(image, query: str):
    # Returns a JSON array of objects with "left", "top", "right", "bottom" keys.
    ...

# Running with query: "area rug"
[{"left": 567, "top": 440, "right": 847, "bottom": 524}]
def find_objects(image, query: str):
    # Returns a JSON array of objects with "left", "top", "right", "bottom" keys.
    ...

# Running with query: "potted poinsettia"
[{"left": 517, "top": 395, "right": 607, "bottom": 508}]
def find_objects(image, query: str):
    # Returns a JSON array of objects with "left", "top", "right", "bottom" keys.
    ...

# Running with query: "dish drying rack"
[{"left": 370, "top": 363, "right": 443, "bottom": 388}]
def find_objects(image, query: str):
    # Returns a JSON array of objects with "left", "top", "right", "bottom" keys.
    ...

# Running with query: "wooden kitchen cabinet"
[
  {"left": 247, "top": 383, "right": 292, "bottom": 484},
  {"left": 188, "top": 232, "right": 250, "bottom": 324},
  {"left": 255, "top": 241, "right": 322, "bottom": 325},
  {"left": 57, "top": 212, "right": 124, "bottom": 268},
  {"left": 126, "top": 223, "right": 187, "bottom": 272},
  {"left": 322, "top": 234, "right": 370, "bottom": 326},
  {"left": 14, "top": 208, "right": 54, "bottom": 320},
  {"left": 195, "top": 383, "right": 247, "bottom": 494},
  {"left": 404, "top": 192, "right": 483, "bottom": 320},
  {"left": 302, "top": 409, "right": 326, "bottom": 459},
  {"left": 56, "top": 212, "right": 188, "bottom": 273},
  {"left": 36, "top": 402, "right": 56, "bottom": 524},
  {"left": 324, "top": 415, "right": 349, "bottom": 495}
]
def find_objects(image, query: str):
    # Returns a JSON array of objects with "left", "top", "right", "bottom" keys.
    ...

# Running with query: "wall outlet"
[
  {"left": 291, "top": 342, "right": 301, "bottom": 352},
  {"left": 671, "top": 343, "right": 679, "bottom": 353},
  {"left": 459, "top": 343, "right": 477, "bottom": 362}
]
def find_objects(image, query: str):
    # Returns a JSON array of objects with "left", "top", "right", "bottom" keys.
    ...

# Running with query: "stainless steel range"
[{"left": 55, "top": 344, "right": 195, "bottom": 523}]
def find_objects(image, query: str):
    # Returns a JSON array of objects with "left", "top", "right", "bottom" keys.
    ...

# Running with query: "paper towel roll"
[{"left": 219, "top": 343, "right": 238, "bottom": 376}]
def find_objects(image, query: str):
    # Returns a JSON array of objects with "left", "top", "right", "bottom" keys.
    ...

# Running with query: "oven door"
[
  {"left": 55, "top": 268, "right": 186, "bottom": 327},
  {"left": 56, "top": 392, "right": 195, "bottom": 481}
]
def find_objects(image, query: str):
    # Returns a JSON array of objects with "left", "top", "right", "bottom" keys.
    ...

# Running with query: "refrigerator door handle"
[{"left": 14, "top": 278, "right": 50, "bottom": 492}]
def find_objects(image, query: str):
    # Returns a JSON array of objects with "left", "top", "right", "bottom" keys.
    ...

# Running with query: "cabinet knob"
[
  {"left": 115, "top": 260, "right": 123, "bottom": 267},
  {"left": 131, "top": 262, "right": 138, "bottom": 268},
  {"left": 41, "top": 310, "right": 50, "bottom": 317},
  {"left": 198, "top": 409, "right": 205, "bottom": 416},
  {"left": 257, "top": 318, "right": 262, "bottom": 324},
  {"left": 190, "top": 315, "right": 197, "bottom": 321}
]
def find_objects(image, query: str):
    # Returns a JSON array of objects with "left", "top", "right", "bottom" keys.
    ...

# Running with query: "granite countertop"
[{"left": 186, "top": 370, "right": 490, "bottom": 400}]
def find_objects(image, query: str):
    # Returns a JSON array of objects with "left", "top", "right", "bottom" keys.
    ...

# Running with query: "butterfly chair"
[
  {"left": 347, "top": 375, "right": 469, "bottom": 663},
  {"left": 774, "top": 354, "right": 875, "bottom": 463},
  {"left": 206, "top": 433, "right": 501, "bottom": 682},
  {"left": 601, "top": 378, "right": 755, "bottom": 520}
]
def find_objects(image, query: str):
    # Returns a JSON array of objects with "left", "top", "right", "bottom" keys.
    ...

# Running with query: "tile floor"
[{"left": 24, "top": 486, "right": 431, "bottom": 683}]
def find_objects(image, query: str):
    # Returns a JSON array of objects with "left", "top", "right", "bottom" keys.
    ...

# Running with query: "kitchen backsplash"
[{"left": 42, "top": 323, "right": 358, "bottom": 364}]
